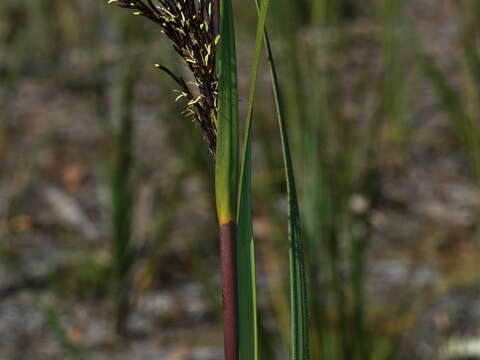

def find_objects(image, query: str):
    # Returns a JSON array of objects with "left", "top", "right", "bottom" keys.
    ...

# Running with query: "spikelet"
[{"left": 110, "top": 0, "right": 219, "bottom": 155}]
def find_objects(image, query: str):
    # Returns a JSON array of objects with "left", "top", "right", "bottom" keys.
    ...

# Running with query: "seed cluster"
[{"left": 109, "top": 0, "right": 219, "bottom": 154}]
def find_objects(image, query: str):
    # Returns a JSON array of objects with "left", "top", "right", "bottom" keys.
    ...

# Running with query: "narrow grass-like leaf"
[
  {"left": 216, "top": 0, "right": 239, "bottom": 226},
  {"left": 420, "top": 52, "right": 480, "bottom": 181},
  {"left": 236, "top": 0, "right": 270, "bottom": 358},
  {"left": 253, "top": 2, "right": 310, "bottom": 358}
]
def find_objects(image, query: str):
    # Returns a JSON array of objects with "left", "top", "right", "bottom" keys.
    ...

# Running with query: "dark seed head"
[{"left": 110, "top": 0, "right": 219, "bottom": 155}]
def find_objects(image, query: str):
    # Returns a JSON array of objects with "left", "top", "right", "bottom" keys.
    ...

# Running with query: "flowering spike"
[{"left": 111, "top": 0, "right": 219, "bottom": 155}]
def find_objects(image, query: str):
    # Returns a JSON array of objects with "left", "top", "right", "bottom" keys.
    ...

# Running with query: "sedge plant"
[{"left": 108, "top": 0, "right": 309, "bottom": 359}]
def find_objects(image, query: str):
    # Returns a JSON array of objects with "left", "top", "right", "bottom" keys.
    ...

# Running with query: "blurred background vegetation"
[{"left": 0, "top": 0, "right": 479, "bottom": 359}]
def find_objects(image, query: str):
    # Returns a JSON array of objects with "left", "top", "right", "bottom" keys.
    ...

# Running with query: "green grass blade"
[
  {"left": 420, "top": 52, "right": 480, "bottom": 180},
  {"left": 253, "top": 2, "right": 310, "bottom": 358},
  {"left": 216, "top": 0, "right": 239, "bottom": 226},
  {"left": 236, "top": 1, "right": 270, "bottom": 358}
]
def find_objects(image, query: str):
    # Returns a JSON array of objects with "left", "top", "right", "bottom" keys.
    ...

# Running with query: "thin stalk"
[
  {"left": 235, "top": 0, "right": 270, "bottom": 357},
  {"left": 216, "top": 0, "right": 240, "bottom": 358},
  {"left": 219, "top": 222, "right": 239, "bottom": 360}
]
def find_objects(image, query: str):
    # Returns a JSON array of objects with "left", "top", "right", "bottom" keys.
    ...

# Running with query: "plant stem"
[
  {"left": 216, "top": 0, "right": 240, "bottom": 358},
  {"left": 219, "top": 222, "right": 239, "bottom": 360}
]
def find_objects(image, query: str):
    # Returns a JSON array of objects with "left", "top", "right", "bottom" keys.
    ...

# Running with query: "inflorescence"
[{"left": 109, "top": 0, "right": 219, "bottom": 155}]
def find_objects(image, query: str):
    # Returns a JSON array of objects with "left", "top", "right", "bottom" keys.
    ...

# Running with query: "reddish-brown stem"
[{"left": 219, "top": 222, "right": 239, "bottom": 360}]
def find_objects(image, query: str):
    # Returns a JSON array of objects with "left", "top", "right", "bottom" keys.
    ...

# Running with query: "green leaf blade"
[
  {"left": 236, "top": 0, "right": 270, "bottom": 358},
  {"left": 252, "top": 1, "right": 310, "bottom": 358},
  {"left": 216, "top": 0, "right": 240, "bottom": 226}
]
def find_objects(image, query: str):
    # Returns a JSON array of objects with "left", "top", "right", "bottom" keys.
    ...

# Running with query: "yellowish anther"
[
  {"left": 174, "top": 92, "right": 187, "bottom": 102},
  {"left": 188, "top": 96, "right": 202, "bottom": 106}
]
